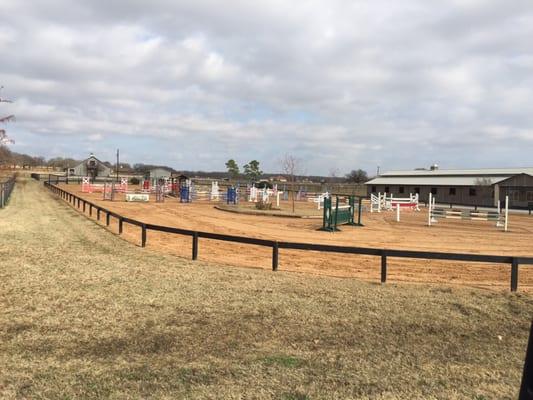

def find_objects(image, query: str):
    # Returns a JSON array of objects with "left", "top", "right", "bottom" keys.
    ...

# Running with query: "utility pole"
[{"left": 116, "top": 149, "right": 119, "bottom": 182}]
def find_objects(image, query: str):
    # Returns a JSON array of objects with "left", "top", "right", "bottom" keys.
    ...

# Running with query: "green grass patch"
[{"left": 261, "top": 355, "right": 303, "bottom": 368}]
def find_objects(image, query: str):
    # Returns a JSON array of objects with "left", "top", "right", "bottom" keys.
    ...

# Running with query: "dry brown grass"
[{"left": 0, "top": 178, "right": 532, "bottom": 399}]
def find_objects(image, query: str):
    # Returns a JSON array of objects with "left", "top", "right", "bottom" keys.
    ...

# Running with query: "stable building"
[
  {"left": 365, "top": 166, "right": 533, "bottom": 208},
  {"left": 70, "top": 154, "right": 112, "bottom": 178}
]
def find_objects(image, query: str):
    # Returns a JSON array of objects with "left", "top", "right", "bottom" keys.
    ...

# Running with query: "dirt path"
[{"left": 57, "top": 183, "right": 533, "bottom": 291}]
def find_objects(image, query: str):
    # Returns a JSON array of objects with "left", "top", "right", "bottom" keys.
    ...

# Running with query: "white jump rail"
[{"left": 428, "top": 193, "right": 508, "bottom": 232}]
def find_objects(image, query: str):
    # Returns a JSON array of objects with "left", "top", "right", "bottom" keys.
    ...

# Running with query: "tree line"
[
  {"left": 0, "top": 146, "right": 370, "bottom": 184},
  {"left": 224, "top": 158, "right": 369, "bottom": 184}
]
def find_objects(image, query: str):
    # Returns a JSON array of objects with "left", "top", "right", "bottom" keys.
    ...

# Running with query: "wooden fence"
[{"left": 0, "top": 175, "right": 15, "bottom": 208}]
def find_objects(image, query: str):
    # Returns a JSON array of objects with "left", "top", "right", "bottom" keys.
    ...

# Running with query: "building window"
[
  {"left": 414, "top": 187, "right": 420, "bottom": 194},
  {"left": 371, "top": 186, "right": 376, "bottom": 193},
  {"left": 449, "top": 187, "right": 456, "bottom": 196},
  {"left": 384, "top": 186, "right": 390, "bottom": 193},
  {"left": 527, "top": 192, "right": 533, "bottom": 201},
  {"left": 399, "top": 186, "right": 405, "bottom": 194},
  {"left": 469, "top": 188, "right": 477, "bottom": 196},
  {"left": 431, "top": 188, "right": 437, "bottom": 195},
  {"left": 69, "top": 168, "right": 75, "bottom": 174}
]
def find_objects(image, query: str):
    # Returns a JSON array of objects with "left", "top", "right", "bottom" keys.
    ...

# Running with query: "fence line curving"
[{"left": 43, "top": 181, "right": 533, "bottom": 292}]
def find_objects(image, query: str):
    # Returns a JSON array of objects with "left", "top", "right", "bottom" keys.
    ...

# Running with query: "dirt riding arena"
[{"left": 58, "top": 183, "right": 533, "bottom": 291}]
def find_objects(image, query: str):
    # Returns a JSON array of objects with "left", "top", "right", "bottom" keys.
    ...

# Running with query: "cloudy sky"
[{"left": 1, "top": 0, "right": 532, "bottom": 175}]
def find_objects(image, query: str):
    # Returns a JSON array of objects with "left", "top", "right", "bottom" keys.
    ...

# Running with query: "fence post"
[
  {"left": 0, "top": 184, "right": 4, "bottom": 208},
  {"left": 97, "top": 208, "right": 101, "bottom": 221},
  {"left": 511, "top": 258, "right": 519, "bottom": 292},
  {"left": 118, "top": 218, "right": 123, "bottom": 234},
  {"left": 272, "top": 241, "right": 279, "bottom": 271},
  {"left": 89, "top": 204, "right": 92, "bottom": 216},
  {"left": 192, "top": 232, "right": 199, "bottom": 260},
  {"left": 83, "top": 201, "right": 86, "bottom": 213},
  {"left": 141, "top": 224, "right": 147, "bottom": 247},
  {"left": 381, "top": 252, "right": 387, "bottom": 283},
  {"left": 106, "top": 212, "right": 110, "bottom": 226},
  {"left": 519, "top": 320, "right": 533, "bottom": 399}
]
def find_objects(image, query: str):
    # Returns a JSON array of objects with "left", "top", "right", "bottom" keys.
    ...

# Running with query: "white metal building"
[{"left": 365, "top": 166, "right": 533, "bottom": 208}]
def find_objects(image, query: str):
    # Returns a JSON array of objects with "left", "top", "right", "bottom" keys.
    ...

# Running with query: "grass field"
[{"left": 1, "top": 178, "right": 532, "bottom": 399}]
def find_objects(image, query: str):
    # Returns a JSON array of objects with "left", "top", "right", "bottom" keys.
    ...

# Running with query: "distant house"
[
  {"left": 116, "top": 163, "right": 135, "bottom": 175},
  {"left": 365, "top": 165, "right": 533, "bottom": 208},
  {"left": 70, "top": 154, "right": 112, "bottom": 178},
  {"left": 270, "top": 175, "right": 287, "bottom": 182}
]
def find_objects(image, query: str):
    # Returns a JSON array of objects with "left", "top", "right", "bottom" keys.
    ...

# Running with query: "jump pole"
[
  {"left": 356, "top": 197, "right": 364, "bottom": 226},
  {"left": 505, "top": 195, "right": 509, "bottom": 232},
  {"left": 396, "top": 203, "right": 400, "bottom": 222},
  {"left": 428, "top": 193, "right": 433, "bottom": 226}
]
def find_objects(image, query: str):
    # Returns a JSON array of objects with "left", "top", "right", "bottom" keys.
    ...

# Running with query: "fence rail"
[
  {"left": 1, "top": 175, "right": 15, "bottom": 208},
  {"left": 44, "top": 181, "right": 533, "bottom": 292}
]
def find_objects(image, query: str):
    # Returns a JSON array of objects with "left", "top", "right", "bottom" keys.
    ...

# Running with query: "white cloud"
[{"left": 1, "top": 0, "right": 533, "bottom": 174}]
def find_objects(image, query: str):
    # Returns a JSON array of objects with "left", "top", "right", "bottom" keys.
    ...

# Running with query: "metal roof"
[
  {"left": 379, "top": 167, "right": 533, "bottom": 177},
  {"left": 365, "top": 176, "right": 510, "bottom": 186}
]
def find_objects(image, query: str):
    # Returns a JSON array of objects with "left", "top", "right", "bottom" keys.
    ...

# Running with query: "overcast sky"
[{"left": 1, "top": 0, "right": 532, "bottom": 175}]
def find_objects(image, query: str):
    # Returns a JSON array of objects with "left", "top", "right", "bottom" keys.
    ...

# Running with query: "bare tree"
[
  {"left": 474, "top": 177, "right": 493, "bottom": 186},
  {"left": 281, "top": 154, "right": 302, "bottom": 213},
  {"left": 328, "top": 167, "right": 340, "bottom": 183},
  {"left": 345, "top": 169, "right": 369, "bottom": 184},
  {"left": 474, "top": 177, "right": 493, "bottom": 198},
  {"left": 0, "top": 86, "right": 15, "bottom": 145}
]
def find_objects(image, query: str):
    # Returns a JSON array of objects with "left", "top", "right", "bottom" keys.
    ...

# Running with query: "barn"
[
  {"left": 365, "top": 166, "right": 533, "bottom": 209},
  {"left": 70, "top": 154, "right": 112, "bottom": 178}
]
